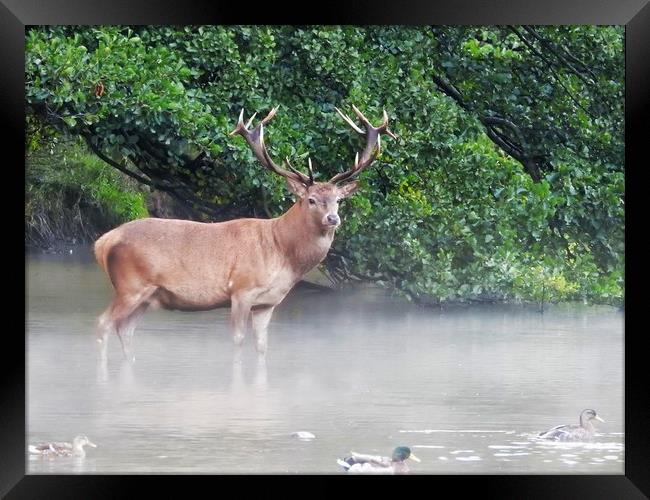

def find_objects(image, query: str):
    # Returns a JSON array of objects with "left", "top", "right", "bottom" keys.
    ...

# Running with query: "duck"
[
  {"left": 337, "top": 446, "right": 421, "bottom": 474},
  {"left": 28, "top": 435, "right": 97, "bottom": 457},
  {"left": 538, "top": 409, "right": 605, "bottom": 441}
]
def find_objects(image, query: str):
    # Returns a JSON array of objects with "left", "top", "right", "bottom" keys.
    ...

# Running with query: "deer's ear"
[
  {"left": 286, "top": 177, "right": 309, "bottom": 198},
  {"left": 337, "top": 181, "right": 360, "bottom": 199}
]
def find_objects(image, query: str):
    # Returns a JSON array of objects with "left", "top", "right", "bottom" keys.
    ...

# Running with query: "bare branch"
[
  {"left": 508, "top": 27, "right": 597, "bottom": 119},
  {"left": 431, "top": 74, "right": 467, "bottom": 109},
  {"left": 522, "top": 26, "right": 597, "bottom": 84},
  {"left": 84, "top": 136, "right": 155, "bottom": 187}
]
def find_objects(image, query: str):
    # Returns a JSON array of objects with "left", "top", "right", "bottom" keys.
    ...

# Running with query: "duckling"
[
  {"left": 337, "top": 446, "right": 421, "bottom": 474},
  {"left": 28, "top": 435, "right": 97, "bottom": 458},
  {"left": 538, "top": 409, "right": 605, "bottom": 441}
]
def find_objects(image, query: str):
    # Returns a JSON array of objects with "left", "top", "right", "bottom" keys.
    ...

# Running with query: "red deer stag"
[{"left": 94, "top": 105, "right": 395, "bottom": 361}]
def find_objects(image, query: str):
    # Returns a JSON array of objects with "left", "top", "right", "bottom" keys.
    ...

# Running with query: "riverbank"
[
  {"left": 25, "top": 139, "right": 150, "bottom": 252},
  {"left": 25, "top": 245, "right": 622, "bottom": 313}
]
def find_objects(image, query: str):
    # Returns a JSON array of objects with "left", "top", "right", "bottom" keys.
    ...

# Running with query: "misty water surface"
[{"left": 26, "top": 248, "right": 624, "bottom": 474}]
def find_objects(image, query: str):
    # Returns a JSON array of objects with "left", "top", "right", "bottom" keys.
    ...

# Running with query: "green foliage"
[
  {"left": 432, "top": 26, "right": 624, "bottom": 272},
  {"left": 25, "top": 26, "right": 624, "bottom": 305},
  {"left": 26, "top": 139, "right": 148, "bottom": 247},
  {"left": 513, "top": 263, "right": 579, "bottom": 312}
]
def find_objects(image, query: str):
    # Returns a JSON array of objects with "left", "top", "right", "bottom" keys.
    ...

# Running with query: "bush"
[
  {"left": 25, "top": 26, "right": 624, "bottom": 305},
  {"left": 25, "top": 138, "right": 148, "bottom": 248}
]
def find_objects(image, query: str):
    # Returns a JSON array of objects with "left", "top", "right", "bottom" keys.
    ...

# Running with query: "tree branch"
[
  {"left": 482, "top": 123, "right": 524, "bottom": 161},
  {"left": 84, "top": 133, "right": 241, "bottom": 221},
  {"left": 83, "top": 135, "right": 155, "bottom": 187},
  {"left": 508, "top": 27, "right": 597, "bottom": 119},
  {"left": 432, "top": 74, "right": 468, "bottom": 110},
  {"left": 432, "top": 66, "right": 549, "bottom": 180},
  {"left": 482, "top": 116, "right": 527, "bottom": 153},
  {"left": 521, "top": 26, "right": 597, "bottom": 84}
]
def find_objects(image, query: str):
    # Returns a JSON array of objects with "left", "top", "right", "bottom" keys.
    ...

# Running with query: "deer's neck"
[{"left": 272, "top": 202, "right": 335, "bottom": 276}]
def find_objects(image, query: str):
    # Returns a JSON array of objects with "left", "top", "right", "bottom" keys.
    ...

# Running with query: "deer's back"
[{"left": 94, "top": 217, "right": 286, "bottom": 308}]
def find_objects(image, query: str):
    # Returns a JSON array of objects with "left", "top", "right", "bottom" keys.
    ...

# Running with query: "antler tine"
[
  {"left": 307, "top": 157, "right": 314, "bottom": 184},
  {"left": 284, "top": 156, "right": 303, "bottom": 176},
  {"left": 349, "top": 105, "right": 397, "bottom": 139},
  {"left": 383, "top": 109, "right": 398, "bottom": 139},
  {"left": 351, "top": 104, "right": 371, "bottom": 126},
  {"left": 285, "top": 156, "right": 315, "bottom": 184},
  {"left": 260, "top": 105, "right": 279, "bottom": 125},
  {"left": 230, "top": 107, "right": 312, "bottom": 185},
  {"left": 335, "top": 107, "right": 365, "bottom": 134},
  {"left": 228, "top": 108, "right": 246, "bottom": 136},
  {"left": 245, "top": 112, "right": 258, "bottom": 130},
  {"left": 329, "top": 105, "right": 396, "bottom": 184}
]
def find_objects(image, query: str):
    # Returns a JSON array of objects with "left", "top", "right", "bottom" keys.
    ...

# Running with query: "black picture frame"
[{"left": 5, "top": 1, "right": 648, "bottom": 498}]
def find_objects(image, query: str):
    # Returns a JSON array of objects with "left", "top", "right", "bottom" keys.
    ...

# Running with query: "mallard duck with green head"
[
  {"left": 28, "top": 435, "right": 97, "bottom": 458},
  {"left": 337, "top": 446, "right": 421, "bottom": 474},
  {"left": 538, "top": 409, "right": 605, "bottom": 441}
]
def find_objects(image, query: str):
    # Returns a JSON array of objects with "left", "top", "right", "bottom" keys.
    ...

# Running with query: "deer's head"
[{"left": 230, "top": 105, "right": 395, "bottom": 230}]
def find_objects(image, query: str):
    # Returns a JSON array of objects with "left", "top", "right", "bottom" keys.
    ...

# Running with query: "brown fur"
[{"left": 94, "top": 181, "right": 357, "bottom": 360}]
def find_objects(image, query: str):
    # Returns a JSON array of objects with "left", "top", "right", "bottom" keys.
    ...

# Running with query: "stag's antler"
[
  {"left": 229, "top": 107, "right": 313, "bottom": 186},
  {"left": 330, "top": 105, "right": 396, "bottom": 184}
]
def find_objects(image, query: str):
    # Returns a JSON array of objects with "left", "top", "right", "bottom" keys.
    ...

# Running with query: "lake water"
[{"left": 26, "top": 248, "right": 624, "bottom": 474}]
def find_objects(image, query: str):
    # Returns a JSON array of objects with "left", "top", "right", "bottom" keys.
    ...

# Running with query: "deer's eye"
[{"left": 308, "top": 198, "right": 316, "bottom": 205}]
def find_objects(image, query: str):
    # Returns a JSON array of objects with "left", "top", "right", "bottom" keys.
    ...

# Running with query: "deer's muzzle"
[{"left": 325, "top": 214, "right": 340, "bottom": 226}]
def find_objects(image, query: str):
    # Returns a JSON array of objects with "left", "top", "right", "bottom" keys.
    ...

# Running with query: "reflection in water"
[
  {"left": 253, "top": 356, "right": 268, "bottom": 391},
  {"left": 230, "top": 348, "right": 268, "bottom": 393},
  {"left": 26, "top": 249, "right": 624, "bottom": 474},
  {"left": 96, "top": 356, "right": 108, "bottom": 384}
]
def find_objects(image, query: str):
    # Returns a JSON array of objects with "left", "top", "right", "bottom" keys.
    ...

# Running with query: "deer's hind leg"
[
  {"left": 97, "top": 285, "right": 157, "bottom": 362},
  {"left": 96, "top": 308, "right": 114, "bottom": 361},
  {"left": 115, "top": 301, "right": 151, "bottom": 362}
]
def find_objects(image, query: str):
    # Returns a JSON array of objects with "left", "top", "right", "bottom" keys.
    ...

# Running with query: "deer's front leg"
[
  {"left": 230, "top": 294, "right": 253, "bottom": 346},
  {"left": 251, "top": 305, "right": 275, "bottom": 355}
]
